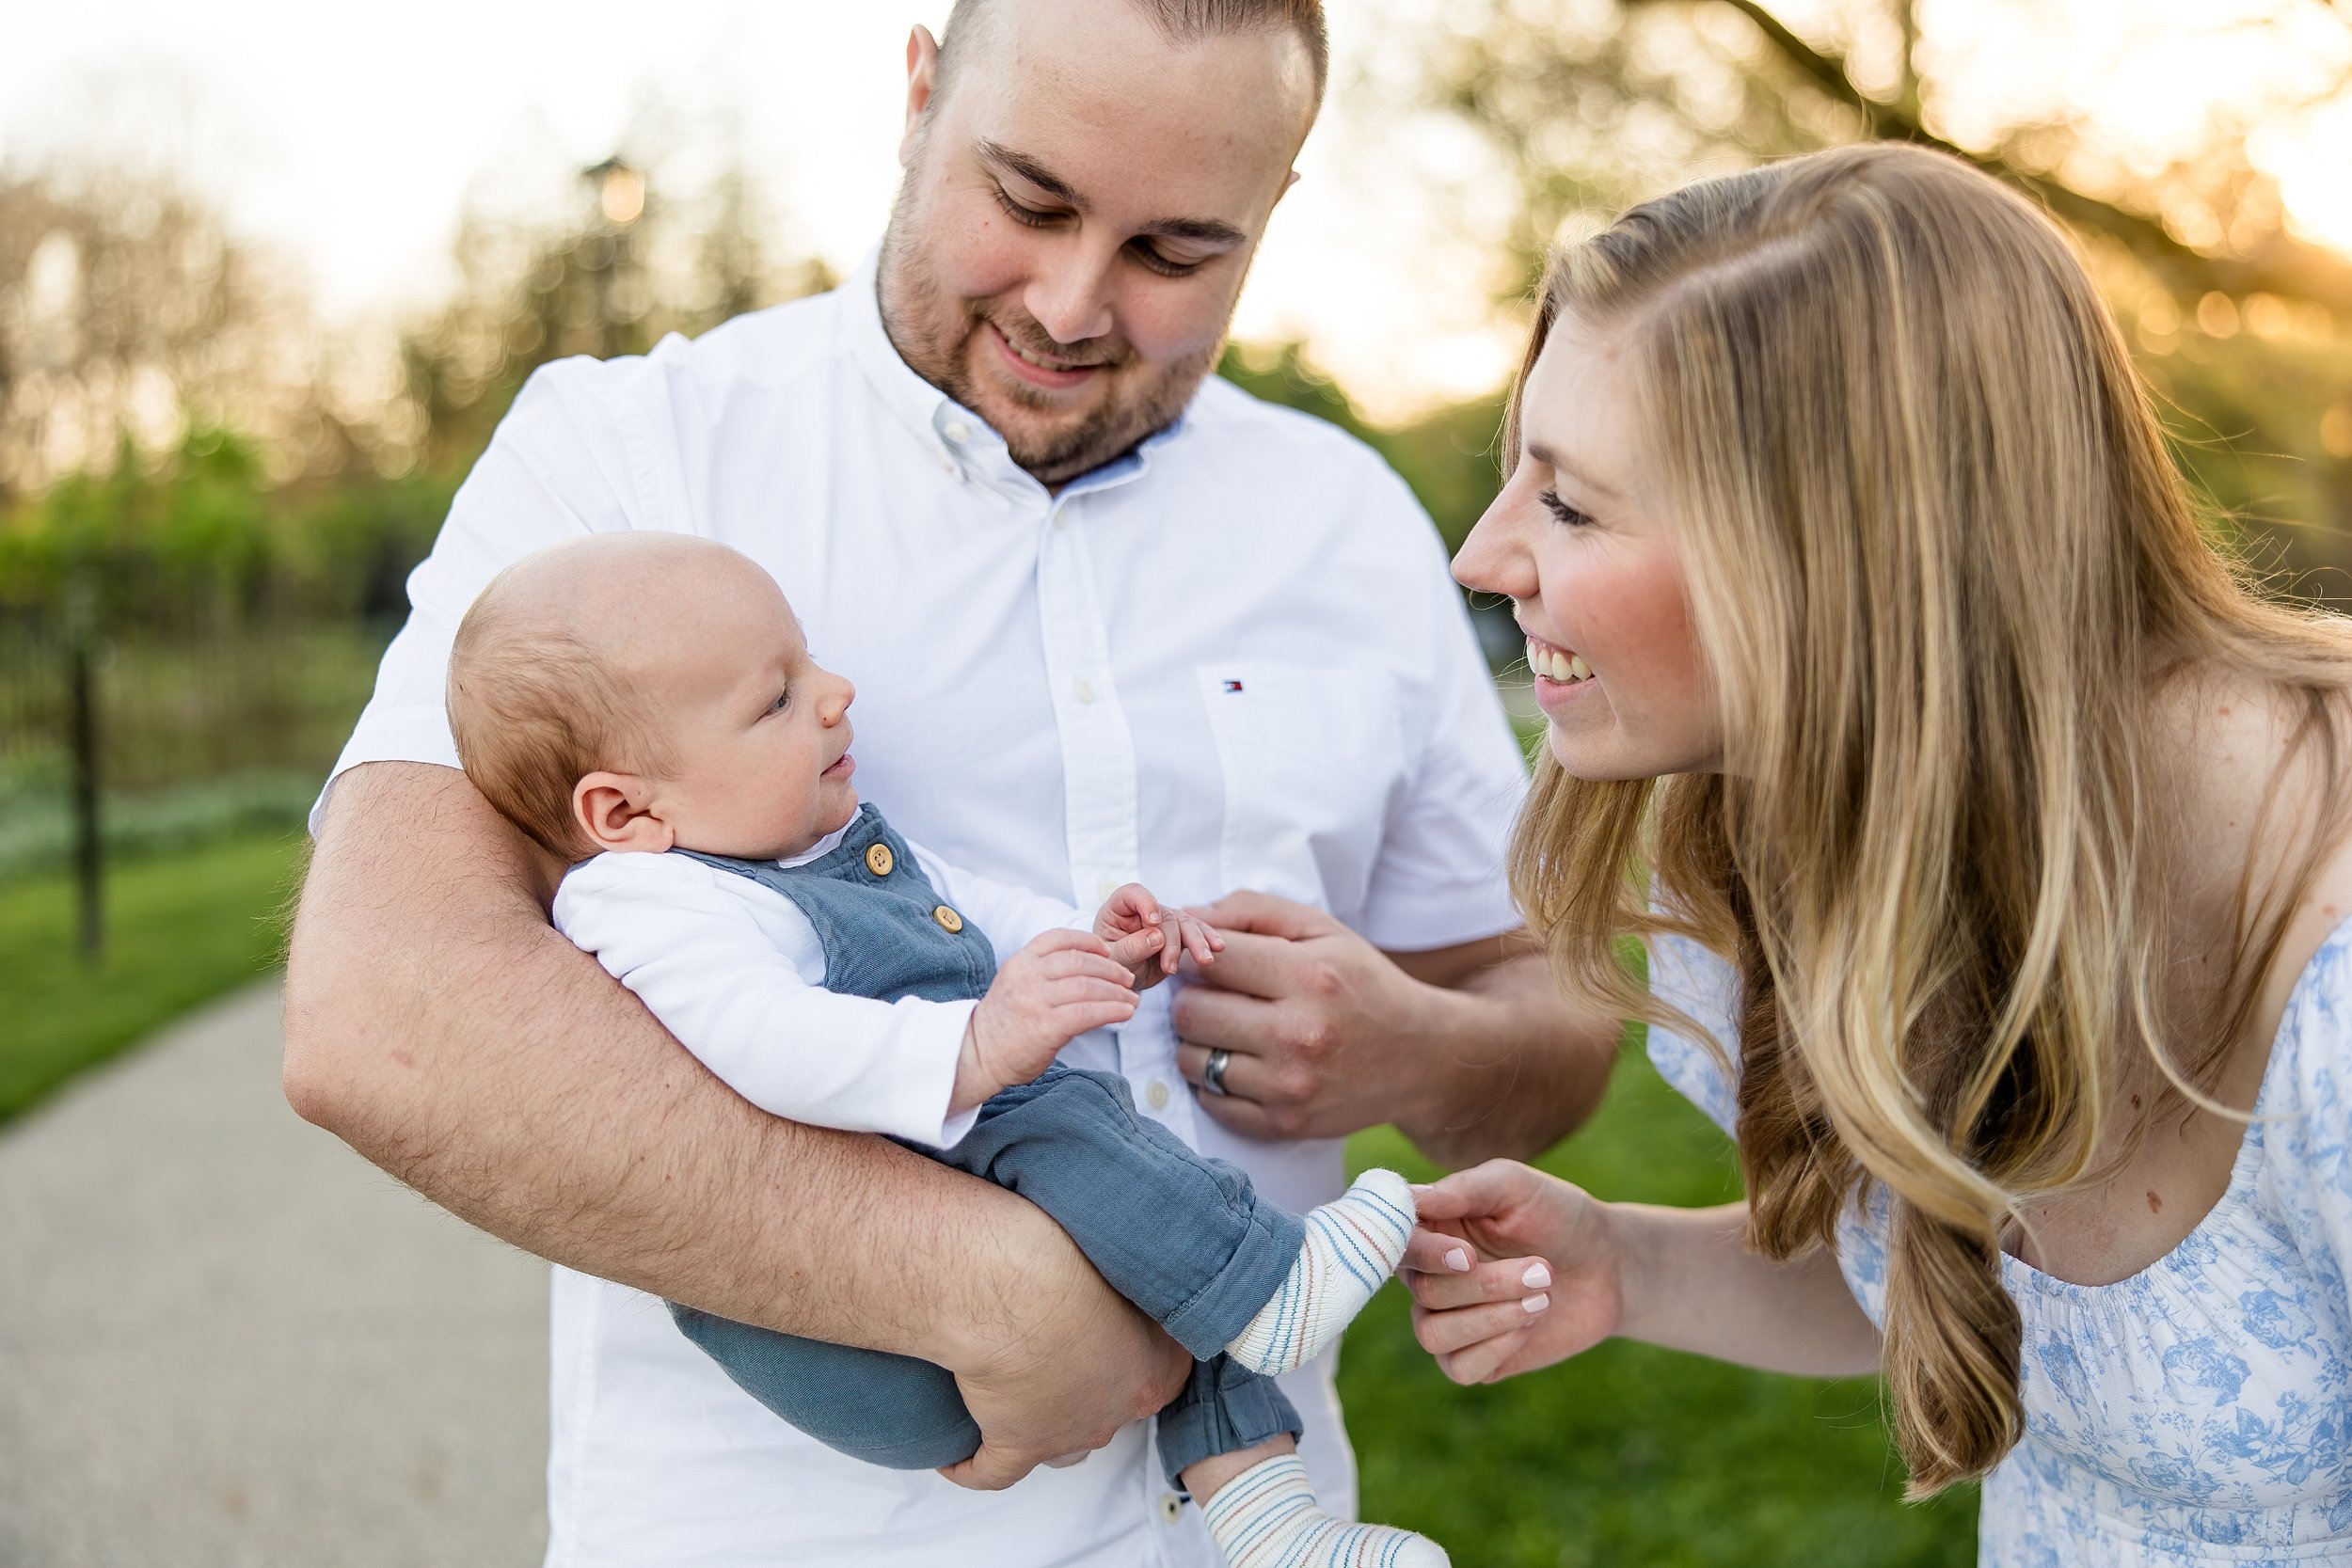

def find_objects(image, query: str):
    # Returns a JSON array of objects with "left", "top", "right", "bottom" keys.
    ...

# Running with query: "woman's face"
[{"left": 1454, "top": 315, "right": 1722, "bottom": 780}]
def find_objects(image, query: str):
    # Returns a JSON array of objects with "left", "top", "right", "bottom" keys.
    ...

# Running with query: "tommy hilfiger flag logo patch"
[{"left": 1222, "top": 679, "right": 1246, "bottom": 693}]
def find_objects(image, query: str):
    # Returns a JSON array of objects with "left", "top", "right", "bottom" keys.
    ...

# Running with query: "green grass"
[
  {"left": 0, "top": 832, "right": 304, "bottom": 1125},
  {"left": 1342, "top": 1048, "right": 1980, "bottom": 1565}
]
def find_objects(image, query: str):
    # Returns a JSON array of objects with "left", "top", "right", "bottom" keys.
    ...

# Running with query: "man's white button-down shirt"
[{"left": 325, "top": 255, "right": 1529, "bottom": 1568}]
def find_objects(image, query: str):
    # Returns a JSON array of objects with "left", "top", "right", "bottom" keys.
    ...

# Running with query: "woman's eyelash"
[{"left": 1540, "top": 490, "right": 1595, "bottom": 528}]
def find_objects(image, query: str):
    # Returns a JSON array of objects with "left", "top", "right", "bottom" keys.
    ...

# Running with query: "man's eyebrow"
[
  {"left": 1525, "top": 438, "right": 1622, "bottom": 500},
  {"left": 1142, "top": 215, "right": 1248, "bottom": 246},
  {"left": 977, "top": 141, "right": 1085, "bottom": 209},
  {"left": 977, "top": 139, "right": 1247, "bottom": 248}
]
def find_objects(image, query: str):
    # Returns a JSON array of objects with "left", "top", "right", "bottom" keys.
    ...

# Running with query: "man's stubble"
[{"left": 876, "top": 143, "right": 1226, "bottom": 487}]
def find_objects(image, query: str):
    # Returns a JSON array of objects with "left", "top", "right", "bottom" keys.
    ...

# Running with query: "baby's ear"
[{"left": 573, "top": 772, "right": 674, "bottom": 854}]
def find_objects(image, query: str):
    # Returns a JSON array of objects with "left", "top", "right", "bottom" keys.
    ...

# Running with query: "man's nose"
[{"left": 1024, "top": 245, "right": 1118, "bottom": 348}]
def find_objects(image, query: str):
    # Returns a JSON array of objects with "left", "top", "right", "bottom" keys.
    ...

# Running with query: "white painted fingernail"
[
  {"left": 1522, "top": 1262, "right": 1551, "bottom": 1290},
  {"left": 1444, "top": 1247, "right": 1471, "bottom": 1273},
  {"left": 1522, "top": 1293, "right": 1550, "bottom": 1314}
]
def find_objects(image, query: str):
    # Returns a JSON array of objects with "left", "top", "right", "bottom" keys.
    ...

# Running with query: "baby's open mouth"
[{"left": 1525, "top": 633, "right": 1592, "bottom": 685}]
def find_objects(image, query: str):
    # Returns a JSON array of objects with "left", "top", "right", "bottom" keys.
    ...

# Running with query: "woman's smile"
[{"left": 1524, "top": 629, "right": 1598, "bottom": 715}]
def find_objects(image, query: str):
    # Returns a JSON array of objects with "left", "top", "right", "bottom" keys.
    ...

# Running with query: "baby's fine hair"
[{"left": 446, "top": 553, "right": 671, "bottom": 863}]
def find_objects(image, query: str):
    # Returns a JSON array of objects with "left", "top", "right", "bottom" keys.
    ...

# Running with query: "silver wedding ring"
[{"left": 1202, "top": 1048, "right": 1232, "bottom": 1097}]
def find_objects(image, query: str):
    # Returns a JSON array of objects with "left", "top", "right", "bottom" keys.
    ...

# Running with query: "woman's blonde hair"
[{"left": 1507, "top": 143, "right": 2352, "bottom": 1493}]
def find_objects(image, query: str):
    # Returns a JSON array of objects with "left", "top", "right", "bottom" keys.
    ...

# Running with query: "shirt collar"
[
  {"left": 775, "top": 818, "right": 854, "bottom": 870},
  {"left": 841, "top": 246, "right": 1190, "bottom": 504}
]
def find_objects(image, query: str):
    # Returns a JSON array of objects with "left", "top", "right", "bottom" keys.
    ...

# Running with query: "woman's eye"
[
  {"left": 1540, "top": 490, "right": 1595, "bottom": 529},
  {"left": 993, "top": 188, "right": 1058, "bottom": 230}
]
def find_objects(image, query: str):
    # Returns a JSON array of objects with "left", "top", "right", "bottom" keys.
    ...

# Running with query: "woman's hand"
[{"left": 1402, "top": 1159, "right": 1625, "bottom": 1385}]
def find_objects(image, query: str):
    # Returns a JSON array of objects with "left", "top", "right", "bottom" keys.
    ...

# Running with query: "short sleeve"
[
  {"left": 1353, "top": 518, "right": 1529, "bottom": 953},
  {"left": 2259, "top": 928, "right": 2352, "bottom": 1307},
  {"left": 1645, "top": 932, "right": 1743, "bottom": 1138},
  {"left": 310, "top": 353, "right": 674, "bottom": 831}
]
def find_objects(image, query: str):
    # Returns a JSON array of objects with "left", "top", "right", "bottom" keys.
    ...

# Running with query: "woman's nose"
[{"left": 1453, "top": 500, "right": 1537, "bottom": 601}]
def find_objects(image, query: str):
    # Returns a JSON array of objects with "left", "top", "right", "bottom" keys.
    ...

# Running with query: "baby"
[{"left": 446, "top": 533, "right": 1447, "bottom": 1568}]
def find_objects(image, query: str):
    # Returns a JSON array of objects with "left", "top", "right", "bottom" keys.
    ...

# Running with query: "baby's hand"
[
  {"left": 955, "top": 930, "right": 1139, "bottom": 1110},
  {"left": 1094, "top": 883, "right": 1222, "bottom": 990}
]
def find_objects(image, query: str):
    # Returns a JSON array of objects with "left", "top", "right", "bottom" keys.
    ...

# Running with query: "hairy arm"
[
  {"left": 1387, "top": 933, "right": 1618, "bottom": 1167},
  {"left": 283, "top": 762, "right": 1185, "bottom": 1485}
]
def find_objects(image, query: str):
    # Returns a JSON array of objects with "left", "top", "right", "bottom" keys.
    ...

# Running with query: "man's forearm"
[
  {"left": 283, "top": 762, "right": 1076, "bottom": 1368},
  {"left": 1390, "top": 950, "right": 1617, "bottom": 1169}
]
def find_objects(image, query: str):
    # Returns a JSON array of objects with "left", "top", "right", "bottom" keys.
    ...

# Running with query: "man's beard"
[{"left": 879, "top": 181, "right": 1220, "bottom": 486}]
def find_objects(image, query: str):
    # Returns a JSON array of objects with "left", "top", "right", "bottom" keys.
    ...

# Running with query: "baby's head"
[{"left": 448, "top": 533, "right": 859, "bottom": 863}]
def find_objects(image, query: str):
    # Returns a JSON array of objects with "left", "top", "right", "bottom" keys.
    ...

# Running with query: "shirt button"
[
  {"left": 943, "top": 420, "right": 972, "bottom": 445},
  {"left": 1158, "top": 1492, "right": 1183, "bottom": 1524},
  {"left": 1073, "top": 677, "right": 1096, "bottom": 705},
  {"left": 865, "top": 843, "right": 895, "bottom": 878},
  {"left": 932, "top": 906, "right": 965, "bottom": 934},
  {"left": 1146, "top": 1080, "right": 1170, "bottom": 1111}
]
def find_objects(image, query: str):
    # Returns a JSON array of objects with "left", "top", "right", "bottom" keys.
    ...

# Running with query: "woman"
[{"left": 1413, "top": 142, "right": 2352, "bottom": 1562}]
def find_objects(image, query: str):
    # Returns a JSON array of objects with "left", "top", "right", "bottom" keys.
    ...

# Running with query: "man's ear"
[
  {"left": 573, "top": 772, "right": 675, "bottom": 855},
  {"left": 899, "top": 24, "right": 942, "bottom": 166}
]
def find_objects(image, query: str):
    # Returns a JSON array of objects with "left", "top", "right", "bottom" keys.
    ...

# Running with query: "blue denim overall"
[{"left": 666, "top": 803, "right": 1305, "bottom": 1483}]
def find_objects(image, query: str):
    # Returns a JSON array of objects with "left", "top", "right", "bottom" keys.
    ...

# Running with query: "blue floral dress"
[{"left": 1647, "top": 925, "right": 2352, "bottom": 1564}]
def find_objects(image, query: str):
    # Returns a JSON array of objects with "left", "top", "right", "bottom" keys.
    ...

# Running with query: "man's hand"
[
  {"left": 955, "top": 930, "right": 1139, "bottom": 1112},
  {"left": 936, "top": 1233, "right": 1193, "bottom": 1490},
  {"left": 1169, "top": 891, "right": 1617, "bottom": 1166}
]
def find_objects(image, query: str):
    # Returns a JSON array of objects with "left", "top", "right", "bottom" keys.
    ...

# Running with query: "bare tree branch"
[{"left": 1628, "top": 0, "right": 2352, "bottom": 309}]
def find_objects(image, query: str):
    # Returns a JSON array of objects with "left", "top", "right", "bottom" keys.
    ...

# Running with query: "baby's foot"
[
  {"left": 1225, "top": 1168, "right": 1414, "bottom": 1376},
  {"left": 1203, "top": 1453, "right": 1448, "bottom": 1568}
]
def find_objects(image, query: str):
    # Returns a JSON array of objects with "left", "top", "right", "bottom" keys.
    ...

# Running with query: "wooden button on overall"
[
  {"left": 864, "top": 843, "right": 894, "bottom": 877},
  {"left": 932, "top": 906, "right": 964, "bottom": 934}
]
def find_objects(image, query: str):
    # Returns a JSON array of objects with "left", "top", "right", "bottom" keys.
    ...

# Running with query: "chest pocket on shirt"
[{"left": 1197, "top": 662, "right": 1406, "bottom": 917}]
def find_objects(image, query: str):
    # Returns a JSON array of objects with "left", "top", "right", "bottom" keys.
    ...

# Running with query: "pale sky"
[
  {"left": 5, "top": 1, "right": 2346, "bottom": 423},
  {"left": 0, "top": 1, "right": 1525, "bottom": 420}
]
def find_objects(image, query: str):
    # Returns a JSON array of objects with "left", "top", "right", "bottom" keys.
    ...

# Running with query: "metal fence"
[{"left": 0, "top": 612, "right": 391, "bottom": 954}]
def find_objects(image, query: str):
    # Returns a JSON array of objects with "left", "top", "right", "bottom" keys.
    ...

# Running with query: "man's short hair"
[
  {"left": 937, "top": 0, "right": 1329, "bottom": 111},
  {"left": 446, "top": 582, "right": 670, "bottom": 863}
]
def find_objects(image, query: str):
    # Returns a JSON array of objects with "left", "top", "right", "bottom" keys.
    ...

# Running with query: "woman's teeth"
[{"left": 1527, "top": 638, "right": 1593, "bottom": 684}]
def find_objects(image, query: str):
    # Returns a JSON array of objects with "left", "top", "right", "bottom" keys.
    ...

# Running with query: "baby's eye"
[{"left": 770, "top": 689, "right": 791, "bottom": 714}]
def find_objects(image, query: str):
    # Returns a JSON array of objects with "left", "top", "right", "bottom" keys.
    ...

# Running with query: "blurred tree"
[
  {"left": 1415, "top": 0, "right": 2352, "bottom": 581},
  {"left": 400, "top": 150, "right": 834, "bottom": 476},
  {"left": 0, "top": 167, "right": 322, "bottom": 505},
  {"left": 1425, "top": 0, "right": 2352, "bottom": 308}
]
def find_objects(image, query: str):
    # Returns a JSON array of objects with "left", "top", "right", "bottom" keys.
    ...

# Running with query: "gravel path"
[{"left": 0, "top": 980, "right": 548, "bottom": 1567}]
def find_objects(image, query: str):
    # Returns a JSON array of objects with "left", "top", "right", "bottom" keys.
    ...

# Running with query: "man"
[{"left": 283, "top": 2, "right": 1615, "bottom": 1563}]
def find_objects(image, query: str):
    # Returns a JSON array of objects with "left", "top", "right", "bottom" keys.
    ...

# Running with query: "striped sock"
[
  {"left": 1201, "top": 1454, "right": 1448, "bottom": 1568},
  {"left": 1225, "top": 1169, "right": 1415, "bottom": 1376}
]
